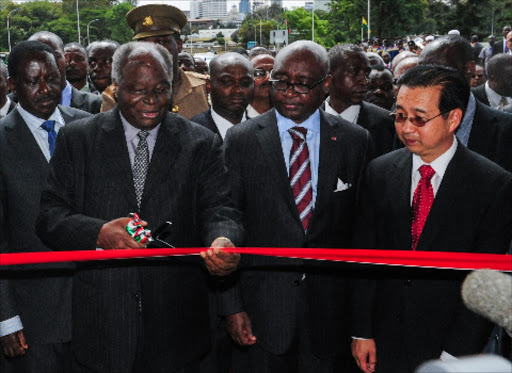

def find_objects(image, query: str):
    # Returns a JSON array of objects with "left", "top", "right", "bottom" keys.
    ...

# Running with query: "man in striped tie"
[{"left": 222, "top": 40, "right": 373, "bottom": 372}]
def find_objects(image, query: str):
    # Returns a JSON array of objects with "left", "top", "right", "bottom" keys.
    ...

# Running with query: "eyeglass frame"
[
  {"left": 269, "top": 69, "right": 329, "bottom": 94},
  {"left": 390, "top": 110, "right": 452, "bottom": 127},
  {"left": 254, "top": 68, "right": 271, "bottom": 79}
]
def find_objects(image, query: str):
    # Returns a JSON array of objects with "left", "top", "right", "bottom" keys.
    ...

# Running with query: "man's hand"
[
  {"left": 201, "top": 237, "right": 240, "bottom": 276},
  {"left": 352, "top": 338, "right": 377, "bottom": 373},
  {"left": 96, "top": 217, "right": 146, "bottom": 250},
  {"left": 1, "top": 330, "right": 28, "bottom": 357},
  {"left": 226, "top": 311, "right": 257, "bottom": 346}
]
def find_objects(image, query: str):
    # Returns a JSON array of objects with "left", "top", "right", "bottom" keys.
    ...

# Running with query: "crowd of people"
[{"left": 0, "top": 3, "right": 511, "bottom": 373}]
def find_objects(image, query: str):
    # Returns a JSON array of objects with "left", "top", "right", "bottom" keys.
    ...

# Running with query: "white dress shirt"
[{"left": 324, "top": 97, "right": 361, "bottom": 123}]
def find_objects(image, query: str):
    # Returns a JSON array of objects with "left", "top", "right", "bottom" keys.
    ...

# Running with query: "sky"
[{"left": 138, "top": 0, "right": 306, "bottom": 12}]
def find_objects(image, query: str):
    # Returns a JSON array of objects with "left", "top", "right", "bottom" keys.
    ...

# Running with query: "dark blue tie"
[{"left": 41, "top": 120, "right": 57, "bottom": 156}]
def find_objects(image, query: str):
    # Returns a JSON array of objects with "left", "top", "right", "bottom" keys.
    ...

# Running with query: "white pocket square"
[{"left": 334, "top": 178, "right": 352, "bottom": 192}]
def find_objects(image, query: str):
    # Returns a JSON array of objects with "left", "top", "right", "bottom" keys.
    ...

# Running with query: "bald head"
[
  {"left": 210, "top": 52, "right": 254, "bottom": 76},
  {"left": 275, "top": 41, "right": 329, "bottom": 76},
  {"left": 390, "top": 51, "right": 416, "bottom": 72},
  {"left": 419, "top": 35, "right": 475, "bottom": 82},
  {"left": 487, "top": 54, "right": 512, "bottom": 97}
]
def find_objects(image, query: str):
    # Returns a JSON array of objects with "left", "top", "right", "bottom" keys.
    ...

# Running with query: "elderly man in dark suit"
[
  {"left": 0, "top": 40, "right": 91, "bottom": 373},
  {"left": 323, "top": 44, "right": 395, "bottom": 156},
  {"left": 418, "top": 34, "right": 512, "bottom": 172},
  {"left": 222, "top": 40, "right": 373, "bottom": 372},
  {"left": 191, "top": 52, "right": 254, "bottom": 141},
  {"left": 36, "top": 41, "right": 243, "bottom": 373},
  {"left": 28, "top": 31, "right": 102, "bottom": 114},
  {"left": 351, "top": 65, "right": 512, "bottom": 373}
]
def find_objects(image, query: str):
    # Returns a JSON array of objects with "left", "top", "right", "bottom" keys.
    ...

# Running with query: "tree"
[{"left": 106, "top": 2, "right": 134, "bottom": 44}]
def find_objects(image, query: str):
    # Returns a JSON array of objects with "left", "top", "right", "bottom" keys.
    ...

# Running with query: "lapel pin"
[{"left": 331, "top": 136, "right": 337, "bottom": 141}]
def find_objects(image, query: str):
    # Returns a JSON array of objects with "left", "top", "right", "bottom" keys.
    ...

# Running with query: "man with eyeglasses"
[
  {"left": 246, "top": 53, "right": 274, "bottom": 119},
  {"left": 221, "top": 40, "right": 373, "bottom": 372},
  {"left": 191, "top": 52, "right": 254, "bottom": 141},
  {"left": 351, "top": 65, "right": 512, "bottom": 373}
]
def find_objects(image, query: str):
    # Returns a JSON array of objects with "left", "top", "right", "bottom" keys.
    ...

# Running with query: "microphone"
[{"left": 461, "top": 269, "right": 512, "bottom": 333}]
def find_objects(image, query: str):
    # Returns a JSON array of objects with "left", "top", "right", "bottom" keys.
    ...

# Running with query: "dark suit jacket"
[
  {"left": 352, "top": 144, "right": 512, "bottom": 372},
  {"left": 321, "top": 101, "right": 395, "bottom": 157},
  {"left": 468, "top": 99, "right": 512, "bottom": 172},
  {"left": 70, "top": 86, "right": 101, "bottom": 114},
  {"left": 492, "top": 39, "right": 507, "bottom": 56},
  {"left": 471, "top": 84, "right": 490, "bottom": 106},
  {"left": 0, "top": 106, "right": 91, "bottom": 344},
  {"left": 36, "top": 108, "right": 243, "bottom": 372},
  {"left": 222, "top": 109, "right": 373, "bottom": 358},
  {"left": 191, "top": 109, "right": 222, "bottom": 139}
]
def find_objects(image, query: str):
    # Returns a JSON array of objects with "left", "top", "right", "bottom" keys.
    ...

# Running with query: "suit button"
[{"left": 405, "top": 279, "right": 412, "bottom": 287}]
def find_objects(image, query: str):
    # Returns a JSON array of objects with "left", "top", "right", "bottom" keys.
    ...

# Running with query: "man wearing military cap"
[{"left": 101, "top": 4, "right": 209, "bottom": 119}]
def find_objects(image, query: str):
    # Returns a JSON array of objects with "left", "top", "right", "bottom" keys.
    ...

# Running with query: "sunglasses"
[{"left": 390, "top": 111, "right": 450, "bottom": 127}]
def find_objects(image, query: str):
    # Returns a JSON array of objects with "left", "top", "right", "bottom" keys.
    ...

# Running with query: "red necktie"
[
  {"left": 289, "top": 127, "right": 313, "bottom": 231},
  {"left": 411, "top": 165, "right": 435, "bottom": 250}
]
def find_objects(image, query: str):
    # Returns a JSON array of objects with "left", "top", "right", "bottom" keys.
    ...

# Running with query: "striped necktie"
[{"left": 288, "top": 127, "right": 313, "bottom": 231}]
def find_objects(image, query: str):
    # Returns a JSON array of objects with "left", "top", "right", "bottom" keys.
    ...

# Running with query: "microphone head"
[{"left": 461, "top": 269, "right": 512, "bottom": 331}]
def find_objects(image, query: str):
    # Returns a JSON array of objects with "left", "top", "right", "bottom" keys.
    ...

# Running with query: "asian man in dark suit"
[
  {"left": 222, "top": 41, "right": 373, "bottom": 372},
  {"left": 36, "top": 41, "right": 243, "bottom": 373},
  {"left": 351, "top": 65, "right": 512, "bottom": 373},
  {"left": 419, "top": 34, "right": 512, "bottom": 172},
  {"left": 323, "top": 44, "right": 395, "bottom": 157},
  {"left": 0, "top": 41, "right": 91, "bottom": 373}
]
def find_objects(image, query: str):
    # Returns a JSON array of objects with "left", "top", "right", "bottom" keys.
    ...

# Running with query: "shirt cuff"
[
  {"left": 0, "top": 316, "right": 23, "bottom": 337},
  {"left": 440, "top": 350, "right": 458, "bottom": 361}
]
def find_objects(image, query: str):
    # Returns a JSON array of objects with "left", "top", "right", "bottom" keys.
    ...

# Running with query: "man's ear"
[
  {"left": 112, "top": 80, "right": 119, "bottom": 99},
  {"left": 322, "top": 75, "right": 332, "bottom": 95},
  {"left": 448, "top": 108, "right": 463, "bottom": 133},
  {"left": 7, "top": 76, "right": 15, "bottom": 96},
  {"left": 465, "top": 61, "right": 476, "bottom": 82}
]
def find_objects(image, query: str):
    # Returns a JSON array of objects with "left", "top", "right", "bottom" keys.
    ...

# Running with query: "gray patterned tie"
[{"left": 133, "top": 130, "right": 150, "bottom": 209}]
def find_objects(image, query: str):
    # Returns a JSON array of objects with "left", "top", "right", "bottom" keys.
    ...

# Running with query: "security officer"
[{"left": 101, "top": 4, "right": 209, "bottom": 119}]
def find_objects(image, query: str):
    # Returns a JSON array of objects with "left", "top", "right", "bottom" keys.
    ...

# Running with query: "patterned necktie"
[
  {"left": 41, "top": 120, "right": 57, "bottom": 156},
  {"left": 288, "top": 127, "right": 313, "bottom": 231},
  {"left": 132, "top": 130, "right": 150, "bottom": 209},
  {"left": 411, "top": 165, "right": 435, "bottom": 250}
]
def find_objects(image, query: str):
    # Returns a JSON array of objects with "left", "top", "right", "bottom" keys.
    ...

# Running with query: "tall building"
[
  {"left": 239, "top": 0, "right": 250, "bottom": 16},
  {"left": 203, "top": 0, "right": 228, "bottom": 20},
  {"left": 190, "top": 0, "right": 201, "bottom": 19}
]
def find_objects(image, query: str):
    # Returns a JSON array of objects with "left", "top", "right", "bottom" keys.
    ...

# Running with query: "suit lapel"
[
  {"left": 391, "top": 150, "right": 414, "bottom": 250},
  {"left": 5, "top": 109, "right": 48, "bottom": 169},
  {"left": 310, "top": 113, "right": 344, "bottom": 229},
  {"left": 141, "top": 115, "right": 181, "bottom": 205},
  {"left": 100, "top": 108, "right": 136, "bottom": 206},
  {"left": 255, "top": 110, "right": 302, "bottom": 226}
]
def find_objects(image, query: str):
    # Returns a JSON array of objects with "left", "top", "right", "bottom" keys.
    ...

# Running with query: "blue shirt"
[
  {"left": 60, "top": 81, "right": 73, "bottom": 107},
  {"left": 456, "top": 93, "right": 476, "bottom": 146},
  {"left": 276, "top": 109, "right": 321, "bottom": 206}
]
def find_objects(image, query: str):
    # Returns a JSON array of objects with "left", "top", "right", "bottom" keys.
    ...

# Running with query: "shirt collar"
[
  {"left": 275, "top": 109, "right": 320, "bottom": 134},
  {"left": 0, "top": 97, "right": 11, "bottom": 117},
  {"left": 17, "top": 104, "right": 65, "bottom": 129},
  {"left": 412, "top": 135, "right": 458, "bottom": 179},
  {"left": 485, "top": 81, "right": 510, "bottom": 108},
  {"left": 120, "top": 111, "right": 161, "bottom": 143},
  {"left": 60, "top": 81, "right": 73, "bottom": 107}
]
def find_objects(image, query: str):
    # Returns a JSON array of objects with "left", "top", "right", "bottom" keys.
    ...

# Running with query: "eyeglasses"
[
  {"left": 390, "top": 111, "right": 450, "bottom": 127},
  {"left": 269, "top": 70, "right": 329, "bottom": 94},
  {"left": 254, "top": 68, "right": 270, "bottom": 78}
]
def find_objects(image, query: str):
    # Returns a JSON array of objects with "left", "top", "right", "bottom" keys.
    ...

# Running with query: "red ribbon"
[{"left": 0, "top": 248, "right": 510, "bottom": 271}]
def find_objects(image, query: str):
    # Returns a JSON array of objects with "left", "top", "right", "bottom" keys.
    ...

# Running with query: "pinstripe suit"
[
  {"left": 222, "top": 109, "right": 373, "bottom": 371},
  {"left": 36, "top": 108, "right": 243, "bottom": 373},
  {"left": 0, "top": 106, "right": 91, "bottom": 372}
]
